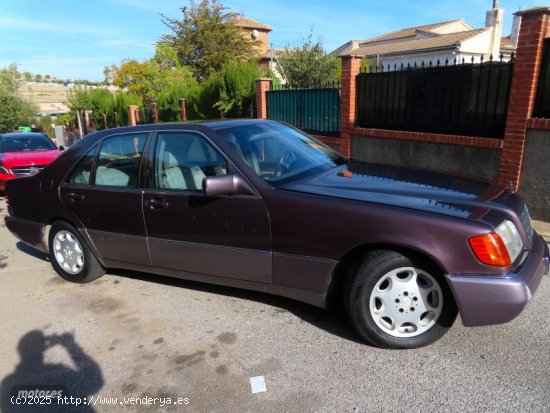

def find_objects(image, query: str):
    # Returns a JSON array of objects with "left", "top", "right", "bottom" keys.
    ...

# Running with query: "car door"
[
  {"left": 59, "top": 131, "right": 150, "bottom": 266},
  {"left": 142, "top": 130, "right": 272, "bottom": 283}
]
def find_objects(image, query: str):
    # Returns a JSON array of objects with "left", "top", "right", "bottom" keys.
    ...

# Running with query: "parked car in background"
[
  {"left": 4, "top": 120, "right": 549, "bottom": 349},
  {"left": 0, "top": 132, "right": 62, "bottom": 191}
]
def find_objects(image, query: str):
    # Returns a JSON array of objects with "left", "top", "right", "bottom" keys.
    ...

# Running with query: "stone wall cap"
[{"left": 255, "top": 77, "right": 273, "bottom": 81}]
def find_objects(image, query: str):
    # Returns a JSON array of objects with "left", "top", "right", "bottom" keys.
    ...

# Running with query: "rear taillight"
[{"left": 468, "top": 232, "right": 512, "bottom": 267}]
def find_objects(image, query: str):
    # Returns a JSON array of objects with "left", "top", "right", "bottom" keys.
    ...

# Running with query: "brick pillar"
[
  {"left": 340, "top": 56, "right": 362, "bottom": 157},
  {"left": 84, "top": 110, "right": 92, "bottom": 129},
  {"left": 179, "top": 98, "right": 187, "bottom": 122},
  {"left": 255, "top": 78, "right": 272, "bottom": 119},
  {"left": 128, "top": 105, "right": 139, "bottom": 126},
  {"left": 151, "top": 101, "right": 159, "bottom": 123},
  {"left": 498, "top": 8, "right": 550, "bottom": 189}
]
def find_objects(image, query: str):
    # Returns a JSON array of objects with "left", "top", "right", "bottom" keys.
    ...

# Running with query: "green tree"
[
  {"left": 105, "top": 44, "right": 196, "bottom": 102},
  {"left": 0, "top": 63, "right": 37, "bottom": 131},
  {"left": 277, "top": 31, "right": 339, "bottom": 88},
  {"left": 35, "top": 74, "right": 42, "bottom": 81},
  {"left": 160, "top": 0, "right": 259, "bottom": 81}
]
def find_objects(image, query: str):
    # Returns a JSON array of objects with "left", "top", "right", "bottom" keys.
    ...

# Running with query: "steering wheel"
[{"left": 275, "top": 151, "right": 297, "bottom": 175}]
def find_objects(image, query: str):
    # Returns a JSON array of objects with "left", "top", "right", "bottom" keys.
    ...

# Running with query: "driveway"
[{"left": 0, "top": 197, "right": 549, "bottom": 412}]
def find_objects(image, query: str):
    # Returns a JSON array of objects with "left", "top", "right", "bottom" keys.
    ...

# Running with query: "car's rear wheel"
[
  {"left": 344, "top": 250, "right": 457, "bottom": 349},
  {"left": 48, "top": 221, "right": 105, "bottom": 283}
]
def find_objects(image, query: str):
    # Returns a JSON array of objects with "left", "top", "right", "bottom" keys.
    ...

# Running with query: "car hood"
[
  {"left": 280, "top": 161, "right": 517, "bottom": 221},
  {"left": 0, "top": 150, "right": 61, "bottom": 167}
]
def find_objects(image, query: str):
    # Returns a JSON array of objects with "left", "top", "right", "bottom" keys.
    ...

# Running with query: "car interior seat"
[
  {"left": 223, "top": 133, "right": 261, "bottom": 175},
  {"left": 95, "top": 165, "right": 130, "bottom": 187},
  {"left": 160, "top": 151, "right": 185, "bottom": 189}
]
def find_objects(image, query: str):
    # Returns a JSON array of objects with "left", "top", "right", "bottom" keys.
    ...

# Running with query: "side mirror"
[{"left": 202, "top": 174, "right": 255, "bottom": 197}]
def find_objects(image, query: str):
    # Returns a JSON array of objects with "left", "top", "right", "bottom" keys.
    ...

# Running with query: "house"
[
  {"left": 334, "top": 0, "right": 518, "bottom": 67},
  {"left": 233, "top": 16, "right": 287, "bottom": 83},
  {"left": 233, "top": 17, "right": 272, "bottom": 56}
]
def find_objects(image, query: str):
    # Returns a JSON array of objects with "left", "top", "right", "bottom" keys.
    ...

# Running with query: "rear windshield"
[{"left": 0, "top": 135, "right": 57, "bottom": 153}]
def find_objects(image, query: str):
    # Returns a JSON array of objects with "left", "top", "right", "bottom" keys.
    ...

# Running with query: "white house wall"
[
  {"left": 430, "top": 20, "right": 474, "bottom": 34},
  {"left": 459, "top": 29, "right": 493, "bottom": 56},
  {"left": 374, "top": 51, "right": 462, "bottom": 70}
]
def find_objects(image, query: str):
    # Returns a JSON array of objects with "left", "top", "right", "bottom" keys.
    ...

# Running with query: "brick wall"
[{"left": 498, "top": 8, "right": 550, "bottom": 189}]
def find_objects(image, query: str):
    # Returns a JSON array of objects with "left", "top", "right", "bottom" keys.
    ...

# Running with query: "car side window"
[
  {"left": 154, "top": 132, "right": 227, "bottom": 191},
  {"left": 95, "top": 133, "right": 147, "bottom": 188},
  {"left": 67, "top": 146, "right": 97, "bottom": 185}
]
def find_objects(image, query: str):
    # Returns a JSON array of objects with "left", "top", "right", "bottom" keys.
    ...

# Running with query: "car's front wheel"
[
  {"left": 48, "top": 221, "right": 105, "bottom": 283},
  {"left": 344, "top": 250, "right": 457, "bottom": 349}
]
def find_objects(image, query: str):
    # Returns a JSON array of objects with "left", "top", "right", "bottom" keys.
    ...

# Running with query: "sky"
[{"left": 0, "top": 0, "right": 545, "bottom": 81}]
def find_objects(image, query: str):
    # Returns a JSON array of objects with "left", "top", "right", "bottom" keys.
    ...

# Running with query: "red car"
[{"left": 0, "top": 132, "right": 61, "bottom": 191}]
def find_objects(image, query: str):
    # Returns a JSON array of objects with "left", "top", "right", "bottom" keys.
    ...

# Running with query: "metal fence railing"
[
  {"left": 356, "top": 55, "right": 514, "bottom": 138},
  {"left": 266, "top": 82, "right": 341, "bottom": 136},
  {"left": 534, "top": 39, "right": 550, "bottom": 118}
]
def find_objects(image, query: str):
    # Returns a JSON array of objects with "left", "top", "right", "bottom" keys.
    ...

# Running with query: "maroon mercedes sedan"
[{"left": 4, "top": 120, "right": 549, "bottom": 349}]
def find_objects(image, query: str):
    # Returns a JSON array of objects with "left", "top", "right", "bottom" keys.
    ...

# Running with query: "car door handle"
[
  {"left": 145, "top": 198, "right": 169, "bottom": 209},
  {"left": 67, "top": 192, "right": 84, "bottom": 202}
]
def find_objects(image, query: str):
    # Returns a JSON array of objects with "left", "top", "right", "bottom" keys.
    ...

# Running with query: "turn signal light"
[{"left": 468, "top": 232, "right": 512, "bottom": 267}]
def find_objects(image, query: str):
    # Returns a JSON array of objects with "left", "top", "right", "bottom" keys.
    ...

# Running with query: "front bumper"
[
  {"left": 446, "top": 233, "right": 549, "bottom": 327},
  {"left": 4, "top": 215, "right": 49, "bottom": 253}
]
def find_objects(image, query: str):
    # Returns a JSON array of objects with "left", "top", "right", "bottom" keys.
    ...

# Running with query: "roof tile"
[
  {"left": 232, "top": 17, "right": 272, "bottom": 31},
  {"left": 340, "top": 28, "right": 488, "bottom": 57}
]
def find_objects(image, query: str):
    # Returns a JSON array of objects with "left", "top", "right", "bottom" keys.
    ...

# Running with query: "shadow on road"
[
  {"left": 0, "top": 256, "right": 6, "bottom": 269},
  {"left": 0, "top": 330, "right": 104, "bottom": 412},
  {"left": 16, "top": 242, "right": 49, "bottom": 262},
  {"left": 115, "top": 269, "right": 365, "bottom": 346}
]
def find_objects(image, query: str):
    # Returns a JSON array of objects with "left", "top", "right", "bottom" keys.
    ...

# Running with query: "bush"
[
  {"left": 157, "top": 77, "right": 201, "bottom": 122},
  {"left": 215, "top": 60, "right": 260, "bottom": 118}
]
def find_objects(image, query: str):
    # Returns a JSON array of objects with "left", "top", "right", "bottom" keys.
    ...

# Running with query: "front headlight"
[
  {"left": 495, "top": 220, "right": 523, "bottom": 263},
  {"left": 0, "top": 165, "right": 12, "bottom": 175}
]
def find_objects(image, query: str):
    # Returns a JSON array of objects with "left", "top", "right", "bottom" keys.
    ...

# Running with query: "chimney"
[
  {"left": 510, "top": 13, "right": 522, "bottom": 49},
  {"left": 486, "top": 0, "right": 504, "bottom": 56}
]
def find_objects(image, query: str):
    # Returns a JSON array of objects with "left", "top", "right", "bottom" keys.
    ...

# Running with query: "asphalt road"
[{"left": 0, "top": 197, "right": 549, "bottom": 413}]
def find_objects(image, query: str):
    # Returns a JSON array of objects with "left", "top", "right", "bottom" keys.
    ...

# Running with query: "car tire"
[
  {"left": 48, "top": 221, "right": 105, "bottom": 283},
  {"left": 344, "top": 250, "right": 457, "bottom": 349}
]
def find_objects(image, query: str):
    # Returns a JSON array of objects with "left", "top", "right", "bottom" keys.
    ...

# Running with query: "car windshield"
[
  {"left": 0, "top": 135, "right": 57, "bottom": 153},
  {"left": 215, "top": 122, "right": 347, "bottom": 185}
]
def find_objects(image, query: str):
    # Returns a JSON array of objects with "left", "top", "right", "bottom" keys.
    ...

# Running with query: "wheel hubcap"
[
  {"left": 53, "top": 230, "right": 84, "bottom": 275},
  {"left": 369, "top": 267, "right": 443, "bottom": 338}
]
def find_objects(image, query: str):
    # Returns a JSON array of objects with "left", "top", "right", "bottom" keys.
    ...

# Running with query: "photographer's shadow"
[{"left": 1, "top": 330, "right": 103, "bottom": 412}]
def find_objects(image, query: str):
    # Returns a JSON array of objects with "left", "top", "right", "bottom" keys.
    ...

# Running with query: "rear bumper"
[
  {"left": 446, "top": 233, "right": 549, "bottom": 327},
  {"left": 4, "top": 215, "right": 48, "bottom": 253}
]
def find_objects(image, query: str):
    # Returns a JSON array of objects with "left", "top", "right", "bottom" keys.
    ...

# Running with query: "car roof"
[
  {"left": 1, "top": 132, "right": 50, "bottom": 139},
  {"left": 198, "top": 119, "right": 276, "bottom": 131},
  {"left": 79, "top": 119, "right": 279, "bottom": 140}
]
